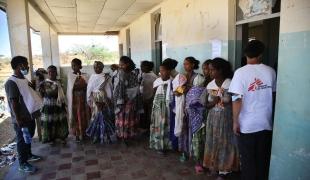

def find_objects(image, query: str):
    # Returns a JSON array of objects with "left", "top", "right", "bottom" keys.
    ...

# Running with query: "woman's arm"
[
  {"left": 232, "top": 95, "right": 242, "bottom": 136},
  {"left": 39, "top": 82, "right": 45, "bottom": 97}
]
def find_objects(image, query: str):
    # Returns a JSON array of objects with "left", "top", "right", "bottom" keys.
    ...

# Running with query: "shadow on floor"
[{"left": 4, "top": 135, "right": 240, "bottom": 180}]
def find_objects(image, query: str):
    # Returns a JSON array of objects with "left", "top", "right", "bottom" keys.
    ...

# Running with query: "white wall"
[
  {"left": 119, "top": 0, "right": 235, "bottom": 72},
  {"left": 119, "top": 8, "right": 154, "bottom": 67},
  {"left": 129, "top": 14, "right": 152, "bottom": 67},
  {"left": 161, "top": 0, "right": 229, "bottom": 49}
]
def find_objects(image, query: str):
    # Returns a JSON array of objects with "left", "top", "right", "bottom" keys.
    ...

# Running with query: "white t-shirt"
[{"left": 229, "top": 64, "right": 277, "bottom": 133}]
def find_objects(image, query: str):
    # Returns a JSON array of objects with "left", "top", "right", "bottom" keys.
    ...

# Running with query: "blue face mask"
[{"left": 20, "top": 69, "right": 28, "bottom": 75}]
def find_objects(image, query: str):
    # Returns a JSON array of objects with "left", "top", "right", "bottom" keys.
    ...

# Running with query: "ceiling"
[{"left": 30, "top": 0, "right": 163, "bottom": 34}]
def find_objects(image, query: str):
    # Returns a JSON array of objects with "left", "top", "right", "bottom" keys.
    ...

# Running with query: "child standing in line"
[
  {"left": 149, "top": 61, "right": 174, "bottom": 153},
  {"left": 86, "top": 61, "right": 116, "bottom": 144},
  {"left": 67, "top": 58, "right": 90, "bottom": 142},
  {"left": 39, "top": 65, "right": 68, "bottom": 144}
]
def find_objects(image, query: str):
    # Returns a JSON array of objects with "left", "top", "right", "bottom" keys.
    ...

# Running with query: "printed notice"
[
  {"left": 162, "top": 43, "right": 168, "bottom": 59},
  {"left": 211, "top": 39, "right": 222, "bottom": 58}
]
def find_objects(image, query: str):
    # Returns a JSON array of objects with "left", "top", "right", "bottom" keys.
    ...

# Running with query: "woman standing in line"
[
  {"left": 203, "top": 58, "right": 239, "bottom": 178},
  {"left": 113, "top": 56, "right": 142, "bottom": 145}
]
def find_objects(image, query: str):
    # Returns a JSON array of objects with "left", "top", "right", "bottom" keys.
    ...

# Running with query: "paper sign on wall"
[
  {"left": 162, "top": 43, "right": 168, "bottom": 59},
  {"left": 211, "top": 39, "right": 222, "bottom": 58}
]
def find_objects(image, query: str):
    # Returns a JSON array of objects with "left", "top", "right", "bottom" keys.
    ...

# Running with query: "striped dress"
[{"left": 149, "top": 78, "right": 171, "bottom": 150}]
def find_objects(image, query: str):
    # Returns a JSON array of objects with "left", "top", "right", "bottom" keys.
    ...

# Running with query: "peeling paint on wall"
[
  {"left": 119, "top": 0, "right": 234, "bottom": 68},
  {"left": 238, "top": 0, "right": 276, "bottom": 19}
]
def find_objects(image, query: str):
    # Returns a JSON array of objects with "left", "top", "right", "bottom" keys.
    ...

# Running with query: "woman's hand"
[
  {"left": 174, "top": 91, "right": 183, "bottom": 97},
  {"left": 74, "top": 78, "right": 87, "bottom": 90},
  {"left": 95, "top": 102, "right": 107, "bottom": 110},
  {"left": 174, "top": 85, "right": 186, "bottom": 97},
  {"left": 212, "top": 96, "right": 221, "bottom": 104},
  {"left": 206, "top": 96, "right": 220, "bottom": 109}
]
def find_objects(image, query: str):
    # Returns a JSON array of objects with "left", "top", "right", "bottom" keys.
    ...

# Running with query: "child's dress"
[
  {"left": 40, "top": 79, "right": 68, "bottom": 143},
  {"left": 86, "top": 74, "right": 116, "bottom": 144}
]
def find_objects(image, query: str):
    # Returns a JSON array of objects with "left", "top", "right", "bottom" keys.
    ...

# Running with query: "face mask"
[{"left": 20, "top": 69, "right": 28, "bottom": 75}]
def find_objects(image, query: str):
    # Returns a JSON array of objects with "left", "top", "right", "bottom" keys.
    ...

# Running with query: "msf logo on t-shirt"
[{"left": 248, "top": 78, "right": 271, "bottom": 92}]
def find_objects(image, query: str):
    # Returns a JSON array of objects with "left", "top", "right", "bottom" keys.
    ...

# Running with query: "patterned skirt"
[
  {"left": 190, "top": 110, "right": 207, "bottom": 162},
  {"left": 178, "top": 115, "right": 189, "bottom": 154},
  {"left": 191, "top": 126, "right": 206, "bottom": 162},
  {"left": 115, "top": 100, "right": 139, "bottom": 140},
  {"left": 203, "top": 107, "right": 239, "bottom": 171},
  {"left": 71, "top": 90, "right": 90, "bottom": 137},
  {"left": 40, "top": 99, "right": 68, "bottom": 143},
  {"left": 86, "top": 108, "right": 116, "bottom": 144},
  {"left": 149, "top": 94, "right": 171, "bottom": 151}
]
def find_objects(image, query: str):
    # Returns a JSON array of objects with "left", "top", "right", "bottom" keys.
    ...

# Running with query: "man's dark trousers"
[
  {"left": 13, "top": 120, "right": 36, "bottom": 165},
  {"left": 238, "top": 130, "right": 272, "bottom": 180}
]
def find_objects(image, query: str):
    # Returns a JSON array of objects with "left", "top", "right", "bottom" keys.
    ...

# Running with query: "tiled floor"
[{"left": 4, "top": 135, "right": 240, "bottom": 180}]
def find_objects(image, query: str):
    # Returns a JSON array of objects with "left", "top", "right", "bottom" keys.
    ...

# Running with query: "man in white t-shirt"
[{"left": 229, "top": 40, "right": 276, "bottom": 180}]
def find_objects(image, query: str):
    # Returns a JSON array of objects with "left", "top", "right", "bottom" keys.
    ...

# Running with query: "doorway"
[
  {"left": 152, "top": 11, "right": 162, "bottom": 74},
  {"left": 235, "top": 0, "right": 281, "bottom": 72}
]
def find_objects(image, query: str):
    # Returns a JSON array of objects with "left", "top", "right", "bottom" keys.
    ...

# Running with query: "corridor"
[{"left": 4, "top": 136, "right": 240, "bottom": 180}]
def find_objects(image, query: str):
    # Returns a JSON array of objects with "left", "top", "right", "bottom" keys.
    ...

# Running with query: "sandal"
[
  {"left": 218, "top": 171, "right": 231, "bottom": 178},
  {"left": 195, "top": 165, "right": 204, "bottom": 174}
]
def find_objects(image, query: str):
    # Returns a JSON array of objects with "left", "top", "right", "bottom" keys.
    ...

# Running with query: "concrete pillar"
[
  {"left": 50, "top": 27, "right": 60, "bottom": 74},
  {"left": 6, "top": 0, "right": 33, "bottom": 79},
  {"left": 228, "top": 0, "right": 236, "bottom": 69},
  {"left": 269, "top": 0, "right": 310, "bottom": 179},
  {"left": 38, "top": 26, "right": 60, "bottom": 74},
  {"left": 40, "top": 25, "right": 52, "bottom": 69},
  {"left": 28, "top": 3, "right": 60, "bottom": 72}
]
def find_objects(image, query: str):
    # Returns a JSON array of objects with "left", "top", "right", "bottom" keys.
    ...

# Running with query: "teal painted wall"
[{"left": 269, "top": 31, "right": 310, "bottom": 180}]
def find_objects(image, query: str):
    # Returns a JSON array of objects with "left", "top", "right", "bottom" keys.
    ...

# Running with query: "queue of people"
[{"left": 4, "top": 40, "right": 276, "bottom": 180}]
